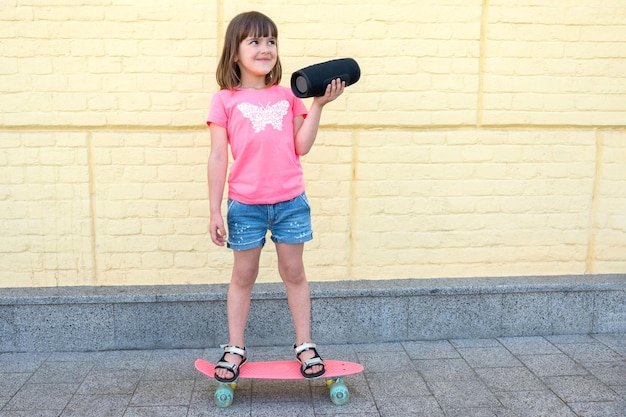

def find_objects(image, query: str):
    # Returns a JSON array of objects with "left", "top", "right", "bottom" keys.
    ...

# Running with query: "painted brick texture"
[{"left": 0, "top": 1, "right": 624, "bottom": 286}]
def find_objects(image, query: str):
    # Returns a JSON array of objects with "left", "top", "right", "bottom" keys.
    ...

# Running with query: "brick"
[
  {"left": 0, "top": 59, "right": 18, "bottom": 75},
  {"left": 175, "top": 252, "right": 208, "bottom": 268},
  {"left": 101, "top": 235, "right": 159, "bottom": 253},
  {"left": 87, "top": 57, "right": 122, "bottom": 74},
  {"left": 142, "top": 252, "right": 174, "bottom": 268}
]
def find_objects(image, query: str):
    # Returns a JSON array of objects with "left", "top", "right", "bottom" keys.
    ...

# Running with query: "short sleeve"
[{"left": 207, "top": 91, "right": 227, "bottom": 127}]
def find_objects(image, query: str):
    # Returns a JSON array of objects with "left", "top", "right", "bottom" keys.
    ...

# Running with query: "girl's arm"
[
  {"left": 294, "top": 78, "right": 345, "bottom": 156},
  {"left": 208, "top": 123, "right": 229, "bottom": 246}
]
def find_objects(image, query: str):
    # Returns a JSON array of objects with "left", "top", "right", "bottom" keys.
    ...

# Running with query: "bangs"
[{"left": 239, "top": 12, "right": 278, "bottom": 40}]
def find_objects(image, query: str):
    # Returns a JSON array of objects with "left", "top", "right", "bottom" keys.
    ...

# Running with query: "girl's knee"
[
  {"left": 278, "top": 259, "right": 305, "bottom": 281},
  {"left": 231, "top": 268, "right": 258, "bottom": 287}
]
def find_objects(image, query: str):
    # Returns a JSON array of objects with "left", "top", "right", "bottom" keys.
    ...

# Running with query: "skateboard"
[{"left": 195, "top": 358, "right": 364, "bottom": 408}]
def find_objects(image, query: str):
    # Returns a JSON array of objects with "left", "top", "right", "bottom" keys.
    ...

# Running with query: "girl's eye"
[{"left": 245, "top": 37, "right": 275, "bottom": 46}]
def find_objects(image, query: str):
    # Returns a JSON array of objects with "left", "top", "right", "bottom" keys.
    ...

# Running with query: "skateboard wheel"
[
  {"left": 214, "top": 385, "right": 234, "bottom": 408},
  {"left": 329, "top": 382, "right": 350, "bottom": 405}
]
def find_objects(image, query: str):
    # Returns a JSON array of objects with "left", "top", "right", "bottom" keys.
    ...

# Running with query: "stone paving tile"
[
  {"left": 355, "top": 350, "right": 415, "bottom": 374},
  {"left": 0, "top": 411, "right": 62, "bottom": 417},
  {"left": 4, "top": 383, "right": 78, "bottom": 412},
  {"left": 92, "top": 350, "right": 153, "bottom": 371},
  {"left": 543, "top": 375, "right": 622, "bottom": 403},
  {"left": 375, "top": 395, "right": 444, "bottom": 417},
  {"left": 0, "top": 374, "right": 30, "bottom": 399},
  {"left": 59, "top": 394, "right": 130, "bottom": 417},
  {"left": 250, "top": 379, "right": 312, "bottom": 403},
  {"left": 554, "top": 342, "right": 624, "bottom": 363},
  {"left": 77, "top": 368, "right": 142, "bottom": 395},
  {"left": 545, "top": 334, "right": 598, "bottom": 344},
  {"left": 568, "top": 400, "right": 626, "bottom": 417},
  {"left": 402, "top": 340, "right": 461, "bottom": 359},
  {"left": 129, "top": 380, "right": 195, "bottom": 407},
  {"left": 0, "top": 353, "right": 49, "bottom": 373},
  {"left": 250, "top": 401, "right": 316, "bottom": 416},
  {"left": 457, "top": 346, "right": 523, "bottom": 368},
  {"left": 583, "top": 360, "right": 626, "bottom": 387},
  {"left": 1, "top": 334, "right": 625, "bottom": 416},
  {"left": 366, "top": 371, "right": 430, "bottom": 398},
  {"left": 141, "top": 358, "right": 198, "bottom": 381},
  {"left": 47, "top": 351, "right": 106, "bottom": 363},
  {"left": 449, "top": 338, "right": 502, "bottom": 349},
  {"left": 474, "top": 366, "right": 546, "bottom": 392},
  {"left": 428, "top": 379, "right": 501, "bottom": 410},
  {"left": 124, "top": 406, "right": 189, "bottom": 417},
  {"left": 516, "top": 353, "right": 589, "bottom": 377},
  {"left": 612, "top": 384, "right": 626, "bottom": 400},
  {"left": 497, "top": 336, "right": 561, "bottom": 355},
  {"left": 444, "top": 407, "right": 517, "bottom": 417},
  {"left": 28, "top": 361, "right": 93, "bottom": 384},
  {"left": 413, "top": 358, "right": 476, "bottom": 382},
  {"left": 350, "top": 342, "right": 405, "bottom": 353},
  {"left": 592, "top": 333, "right": 626, "bottom": 356},
  {"left": 495, "top": 390, "right": 577, "bottom": 417}
]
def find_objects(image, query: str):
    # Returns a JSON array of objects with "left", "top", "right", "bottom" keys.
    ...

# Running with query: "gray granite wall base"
[{"left": 0, "top": 274, "right": 624, "bottom": 353}]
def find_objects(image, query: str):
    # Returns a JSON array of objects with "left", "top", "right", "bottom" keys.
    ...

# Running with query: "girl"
[{"left": 207, "top": 11, "right": 344, "bottom": 382}]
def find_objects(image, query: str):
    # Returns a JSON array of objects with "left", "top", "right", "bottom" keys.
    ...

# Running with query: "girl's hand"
[
  {"left": 313, "top": 78, "right": 345, "bottom": 106},
  {"left": 210, "top": 215, "right": 227, "bottom": 246}
]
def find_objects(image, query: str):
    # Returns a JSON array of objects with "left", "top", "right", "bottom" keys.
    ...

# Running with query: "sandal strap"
[
  {"left": 223, "top": 345, "right": 246, "bottom": 358},
  {"left": 216, "top": 345, "right": 246, "bottom": 371},
  {"left": 303, "top": 356, "right": 324, "bottom": 368},
  {"left": 293, "top": 342, "right": 325, "bottom": 367},
  {"left": 293, "top": 342, "right": 318, "bottom": 358},
  {"left": 215, "top": 360, "right": 237, "bottom": 372}
]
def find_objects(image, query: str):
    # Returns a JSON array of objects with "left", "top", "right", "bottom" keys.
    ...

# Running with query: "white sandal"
[
  {"left": 293, "top": 342, "right": 325, "bottom": 379},
  {"left": 214, "top": 345, "right": 247, "bottom": 383}
]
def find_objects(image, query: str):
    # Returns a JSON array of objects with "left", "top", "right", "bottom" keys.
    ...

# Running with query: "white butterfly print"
[{"left": 237, "top": 100, "right": 289, "bottom": 133}]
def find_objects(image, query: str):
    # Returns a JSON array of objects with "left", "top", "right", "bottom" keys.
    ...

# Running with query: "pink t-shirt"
[{"left": 207, "top": 85, "right": 308, "bottom": 204}]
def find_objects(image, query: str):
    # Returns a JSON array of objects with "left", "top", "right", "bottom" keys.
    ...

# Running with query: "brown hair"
[{"left": 216, "top": 11, "right": 282, "bottom": 90}]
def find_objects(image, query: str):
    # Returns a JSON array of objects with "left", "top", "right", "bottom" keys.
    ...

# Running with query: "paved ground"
[{"left": 0, "top": 334, "right": 624, "bottom": 416}]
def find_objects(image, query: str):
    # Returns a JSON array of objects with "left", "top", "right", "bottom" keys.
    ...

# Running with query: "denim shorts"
[{"left": 226, "top": 192, "right": 313, "bottom": 251}]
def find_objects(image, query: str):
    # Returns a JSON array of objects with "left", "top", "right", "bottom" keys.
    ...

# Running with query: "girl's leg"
[
  {"left": 215, "top": 246, "right": 262, "bottom": 381},
  {"left": 275, "top": 242, "right": 323, "bottom": 376}
]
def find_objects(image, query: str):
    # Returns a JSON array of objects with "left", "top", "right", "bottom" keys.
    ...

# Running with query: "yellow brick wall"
[{"left": 1, "top": 1, "right": 625, "bottom": 287}]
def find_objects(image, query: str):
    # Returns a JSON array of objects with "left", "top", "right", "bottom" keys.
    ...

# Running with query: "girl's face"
[{"left": 235, "top": 35, "right": 277, "bottom": 85}]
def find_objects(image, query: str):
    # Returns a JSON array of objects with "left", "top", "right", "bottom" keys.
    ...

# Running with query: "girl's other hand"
[
  {"left": 210, "top": 216, "right": 227, "bottom": 246},
  {"left": 314, "top": 78, "right": 345, "bottom": 106}
]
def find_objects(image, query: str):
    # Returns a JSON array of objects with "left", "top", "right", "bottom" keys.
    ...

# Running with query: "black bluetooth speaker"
[{"left": 290, "top": 58, "right": 360, "bottom": 98}]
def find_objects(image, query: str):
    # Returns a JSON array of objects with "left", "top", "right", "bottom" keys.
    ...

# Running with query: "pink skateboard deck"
[
  {"left": 195, "top": 358, "right": 364, "bottom": 407},
  {"left": 195, "top": 358, "right": 363, "bottom": 380}
]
